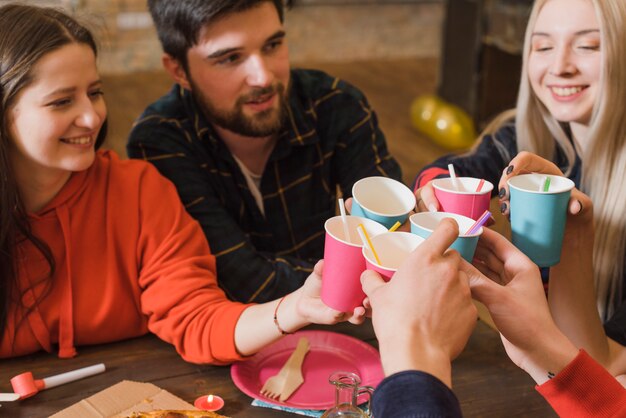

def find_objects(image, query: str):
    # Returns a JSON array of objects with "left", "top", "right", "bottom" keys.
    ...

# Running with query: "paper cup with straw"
[
  {"left": 361, "top": 231, "right": 424, "bottom": 281},
  {"left": 350, "top": 176, "right": 416, "bottom": 229},
  {"left": 338, "top": 198, "right": 351, "bottom": 243},
  {"left": 508, "top": 173, "right": 574, "bottom": 267},
  {"left": 409, "top": 212, "right": 484, "bottom": 262},
  {"left": 321, "top": 216, "right": 387, "bottom": 311},
  {"left": 448, "top": 163, "right": 460, "bottom": 190},
  {"left": 432, "top": 177, "right": 493, "bottom": 220}
]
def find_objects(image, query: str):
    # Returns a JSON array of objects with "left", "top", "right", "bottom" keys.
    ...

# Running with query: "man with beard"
[{"left": 128, "top": 0, "right": 401, "bottom": 303}]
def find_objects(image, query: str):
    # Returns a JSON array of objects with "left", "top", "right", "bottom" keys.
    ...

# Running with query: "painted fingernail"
[
  {"left": 574, "top": 199, "right": 583, "bottom": 214},
  {"left": 428, "top": 203, "right": 438, "bottom": 213},
  {"left": 500, "top": 202, "right": 507, "bottom": 214},
  {"left": 498, "top": 187, "right": 506, "bottom": 198},
  {"left": 506, "top": 165, "right": 514, "bottom": 175}
]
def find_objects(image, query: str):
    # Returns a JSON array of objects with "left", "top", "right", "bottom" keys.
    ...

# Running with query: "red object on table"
[{"left": 194, "top": 394, "right": 225, "bottom": 411}]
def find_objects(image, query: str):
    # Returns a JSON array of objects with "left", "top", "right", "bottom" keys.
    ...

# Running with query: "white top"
[{"left": 232, "top": 155, "right": 265, "bottom": 216}]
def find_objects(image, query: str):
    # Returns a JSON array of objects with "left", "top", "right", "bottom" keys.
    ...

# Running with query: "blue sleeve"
[
  {"left": 413, "top": 124, "right": 518, "bottom": 196},
  {"left": 372, "top": 370, "right": 462, "bottom": 418}
]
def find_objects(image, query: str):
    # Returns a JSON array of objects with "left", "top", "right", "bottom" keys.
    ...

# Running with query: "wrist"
[
  {"left": 379, "top": 336, "right": 452, "bottom": 388},
  {"left": 273, "top": 291, "right": 308, "bottom": 335},
  {"left": 522, "top": 331, "right": 579, "bottom": 384}
]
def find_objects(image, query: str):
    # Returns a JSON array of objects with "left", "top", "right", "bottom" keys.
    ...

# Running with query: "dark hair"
[
  {"left": 148, "top": 0, "right": 293, "bottom": 70},
  {"left": 0, "top": 3, "right": 106, "bottom": 343}
]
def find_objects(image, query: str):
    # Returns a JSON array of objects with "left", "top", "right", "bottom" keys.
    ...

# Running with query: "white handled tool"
[{"left": 10, "top": 363, "right": 106, "bottom": 399}]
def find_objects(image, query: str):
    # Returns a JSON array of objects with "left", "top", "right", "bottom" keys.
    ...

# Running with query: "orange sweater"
[{"left": 1, "top": 151, "right": 249, "bottom": 364}]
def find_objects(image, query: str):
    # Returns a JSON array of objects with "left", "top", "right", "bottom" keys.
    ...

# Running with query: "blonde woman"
[{"left": 416, "top": 0, "right": 626, "bottom": 375}]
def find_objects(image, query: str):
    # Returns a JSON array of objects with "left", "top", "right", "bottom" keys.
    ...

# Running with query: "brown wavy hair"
[{"left": 0, "top": 3, "right": 107, "bottom": 342}]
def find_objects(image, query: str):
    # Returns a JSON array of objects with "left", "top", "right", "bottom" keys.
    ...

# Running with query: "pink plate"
[{"left": 230, "top": 330, "right": 383, "bottom": 410}]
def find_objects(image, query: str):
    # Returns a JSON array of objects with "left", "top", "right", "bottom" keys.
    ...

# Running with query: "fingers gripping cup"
[
  {"left": 507, "top": 174, "right": 575, "bottom": 267},
  {"left": 432, "top": 177, "right": 493, "bottom": 220},
  {"left": 409, "top": 212, "right": 482, "bottom": 262},
  {"left": 322, "top": 216, "right": 388, "bottom": 312},
  {"left": 350, "top": 177, "right": 416, "bottom": 229},
  {"left": 361, "top": 232, "right": 425, "bottom": 281}
]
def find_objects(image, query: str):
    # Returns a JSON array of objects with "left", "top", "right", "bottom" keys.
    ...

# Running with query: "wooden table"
[{"left": 0, "top": 320, "right": 555, "bottom": 417}]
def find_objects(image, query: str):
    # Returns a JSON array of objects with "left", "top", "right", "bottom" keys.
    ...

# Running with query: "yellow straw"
[
  {"left": 358, "top": 224, "right": 382, "bottom": 265},
  {"left": 388, "top": 221, "right": 402, "bottom": 232}
]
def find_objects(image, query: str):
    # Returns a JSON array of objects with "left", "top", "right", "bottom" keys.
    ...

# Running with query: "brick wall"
[{"left": 7, "top": 0, "right": 443, "bottom": 74}]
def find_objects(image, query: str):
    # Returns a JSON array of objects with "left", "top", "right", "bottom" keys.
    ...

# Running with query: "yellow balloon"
[{"left": 410, "top": 95, "right": 476, "bottom": 150}]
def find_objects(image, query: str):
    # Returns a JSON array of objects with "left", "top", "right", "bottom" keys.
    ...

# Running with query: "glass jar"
[{"left": 320, "top": 371, "right": 374, "bottom": 418}]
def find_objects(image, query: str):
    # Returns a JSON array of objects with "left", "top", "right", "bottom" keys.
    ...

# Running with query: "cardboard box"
[{"left": 50, "top": 380, "right": 195, "bottom": 418}]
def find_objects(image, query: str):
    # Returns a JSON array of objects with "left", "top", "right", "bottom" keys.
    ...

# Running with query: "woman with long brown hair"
[{"left": 0, "top": 3, "right": 364, "bottom": 362}]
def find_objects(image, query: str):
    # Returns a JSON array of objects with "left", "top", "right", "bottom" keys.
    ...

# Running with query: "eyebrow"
[
  {"left": 43, "top": 80, "right": 103, "bottom": 100},
  {"left": 205, "top": 30, "right": 286, "bottom": 60},
  {"left": 532, "top": 29, "right": 600, "bottom": 38}
]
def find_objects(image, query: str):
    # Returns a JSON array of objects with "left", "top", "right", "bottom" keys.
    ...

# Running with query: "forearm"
[
  {"left": 378, "top": 334, "right": 452, "bottom": 388},
  {"left": 519, "top": 330, "right": 580, "bottom": 385},
  {"left": 549, "top": 239, "right": 609, "bottom": 365},
  {"left": 234, "top": 289, "right": 308, "bottom": 356}
]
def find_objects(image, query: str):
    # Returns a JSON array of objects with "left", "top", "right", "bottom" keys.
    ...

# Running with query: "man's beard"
[{"left": 190, "top": 78, "right": 287, "bottom": 138}]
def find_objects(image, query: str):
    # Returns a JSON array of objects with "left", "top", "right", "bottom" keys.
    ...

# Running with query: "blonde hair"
[{"left": 486, "top": 0, "right": 626, "bottom": 319}]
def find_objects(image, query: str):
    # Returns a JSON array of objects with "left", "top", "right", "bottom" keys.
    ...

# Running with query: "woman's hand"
[
  {"left": 497, "top": 151, "right": 565, "bottom": 217},
  {"left": 465, "top": 228, "right": 578, "bottom": 384},
  {"left": 295, "top": 260, "right": 366, "bottom": 326},
  {"left": 361, "top": 219, "right": 477, "bottom": 384},
  {"left": 414, "top": 182, "right": 439, "bottom": 213}
]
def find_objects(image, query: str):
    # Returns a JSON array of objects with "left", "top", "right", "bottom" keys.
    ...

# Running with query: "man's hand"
[
  {"left": 465, "top": 228, "right": 578, "bottom": 384},
  {"left": 361, "top": 219, "right": 477, "bottom": 386}
]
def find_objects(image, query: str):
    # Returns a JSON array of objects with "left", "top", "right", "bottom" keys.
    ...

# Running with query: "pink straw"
[
  {"left": 475, "top": 179, "right": 485, "bottom": 193},
  {"left": 465, "top": 210, "right": 491, "bottom": 235}
]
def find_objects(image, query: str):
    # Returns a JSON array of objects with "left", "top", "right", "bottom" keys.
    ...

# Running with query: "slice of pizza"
[{"left": 127, "top": 410, "right": 228, "bottom": 418}]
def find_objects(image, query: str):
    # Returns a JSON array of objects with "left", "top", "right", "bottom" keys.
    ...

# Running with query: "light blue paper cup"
[
  {"left": 350, "top": 177, "right": 416, "bottom": 229},
  {"left": 409, "top": 212, "right": 482, "bottom": 262},
  {"left": 508, "top": 174, "right": 575, "bottom": 267}
]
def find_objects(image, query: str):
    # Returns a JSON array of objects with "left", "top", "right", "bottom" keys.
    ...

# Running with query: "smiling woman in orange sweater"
[{"left": 0, "top": 4, "right": 364, "bottom": 363}]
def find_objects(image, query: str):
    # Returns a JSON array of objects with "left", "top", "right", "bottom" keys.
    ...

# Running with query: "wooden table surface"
[{"left": 0, "top": 320, "right": 556, "bottom": 417}]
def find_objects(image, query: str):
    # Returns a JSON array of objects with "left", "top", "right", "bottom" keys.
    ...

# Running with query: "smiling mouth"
[
  {"left": 246, "top": 93, "right": 274, "bottom": 105},
  {"left": 60, "top": 135, "right": 92, "bottom": 145},
  {"left": 550, "top": 86, "right": 586, "bottom": 97}
]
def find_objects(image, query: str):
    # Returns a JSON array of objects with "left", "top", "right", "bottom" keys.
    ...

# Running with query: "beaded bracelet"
[{"left": 273, "top": 296, "right": 294, "bottom": 335}]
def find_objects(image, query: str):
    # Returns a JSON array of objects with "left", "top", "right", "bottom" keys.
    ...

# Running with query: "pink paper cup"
[
  {"left": 321, "top": 216, "right": 388, "bottom": 312},
  {"left": 432, "top": 177, "right": 493, "bottom": 221},
  {"left": 362, "top": 232, "right": 425, "bottom": 281}
]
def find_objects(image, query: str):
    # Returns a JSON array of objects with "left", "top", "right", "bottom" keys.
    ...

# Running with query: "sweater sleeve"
[
  {"left": 413, "top": 124, "right": 518, "bottom": 194},
  {"left": 536, "top": 350, "right": 626, "bottom": 417},
  {"left": 372, "top": 370, "right": 462, "bottom": 418},
  {"left": 134, "top": 164, "right": 250, "bottom": 364}
]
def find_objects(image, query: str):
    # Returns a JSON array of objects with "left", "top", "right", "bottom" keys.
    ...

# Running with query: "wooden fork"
[{"left": 260, "top": 337, "right": 310, "bottom": 402}]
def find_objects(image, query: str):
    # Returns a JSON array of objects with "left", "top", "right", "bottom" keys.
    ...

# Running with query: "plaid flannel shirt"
[{"left": 127, "top": 69, "right": 401, "bottom": 303}]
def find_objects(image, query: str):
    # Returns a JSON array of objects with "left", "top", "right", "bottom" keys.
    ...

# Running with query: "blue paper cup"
[
  {"left": 508, "top": 174, "right": 575, "bottom": 267},
  {"left": 350, "top": 177, "right": 416, "bottom": 229},
  {"left": 409, "top": 212, "right": 482, "bottom": 262}
]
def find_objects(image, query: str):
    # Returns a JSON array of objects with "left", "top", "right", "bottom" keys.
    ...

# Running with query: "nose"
[
  {"left": 74, "top": 98, "right": 103, "bottom": 129},
  {"left": 245, "top": 55, "right": 273, "bottom": 88},
  {"left": 549, "top": 46, "right": 576, "bottom": 76}
]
